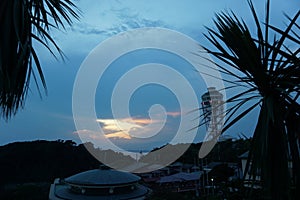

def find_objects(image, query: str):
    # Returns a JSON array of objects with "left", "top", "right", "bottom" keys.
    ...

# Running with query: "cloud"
[
  {"left": 70, "top": 12, "right": 167, "bottom": 38},
  {"left": 97, "top": 118, "right": 143, "bottom": 131},
  {"left": 70, "top": 23, "right": 109, "bottom": 35},
  {"left": 96, "top": 117, "right": 164, "bottom": 139},
  {"left": 73, "top": 129, "right": 130, "bottom": 150},
  {"left": 51, "top": 0, "right": 300, "bottom": 57},
  {"left": 73, "top": 129, "right": 106, "bottom": 140},
  {"left": 166, "top": 111, "right": 181, "bottom": 117},
  {"left": 105, "top": 131, "right": 131, "bottom": 139},
  {"left": 53, "top": 5, "right": 170, "bottom": 56},
  {"left": 73, "top": 116, "right": 165, "bottom": 146}
]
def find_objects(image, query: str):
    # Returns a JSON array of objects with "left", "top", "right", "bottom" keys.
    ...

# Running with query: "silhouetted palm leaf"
[
  {"left": 201, "top": 0, "right": 299, "bottom": 199},
  {"left": 0, "top": 0, "right": 79, "bottom": 119}
]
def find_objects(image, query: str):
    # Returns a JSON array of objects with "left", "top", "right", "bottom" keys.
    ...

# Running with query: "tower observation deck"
[{"left": 201, "top": 87, "right": 224, "bottom": 141}]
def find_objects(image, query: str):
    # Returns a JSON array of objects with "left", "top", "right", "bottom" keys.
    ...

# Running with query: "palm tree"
[
  {"left": 201, "top": 0, "right": 299, "bottom": 199},
  {"left": 0, "top": 0, "right": 79, "bottom": 119}
]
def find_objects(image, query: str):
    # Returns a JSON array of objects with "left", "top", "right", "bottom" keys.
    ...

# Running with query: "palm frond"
[
  {"left": 0, "top": 0, "right": 80, "bottom": 119},
  {"left": 201, "top": 0, "right": 300, "bottom": 199}
]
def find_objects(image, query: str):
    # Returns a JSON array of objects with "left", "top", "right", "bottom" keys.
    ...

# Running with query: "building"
[
  {"left": 201, "top": 87, "right": 224, "bottom": 140},
  {"left": 49, "top": 166, "right": 149, "bottom": 200},
  {"left": 240, "top": 151, "right": 294, "bottom": 189},
  {"left": 157, "top": 171, "right": 202, "bottom": 193},
  {"left": 239, "top": 151, "right": 261, "bottom": 189}
]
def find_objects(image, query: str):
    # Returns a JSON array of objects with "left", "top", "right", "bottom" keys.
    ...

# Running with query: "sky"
[{"left": 0, "top": 0, "right": 299, "bottom": 152}]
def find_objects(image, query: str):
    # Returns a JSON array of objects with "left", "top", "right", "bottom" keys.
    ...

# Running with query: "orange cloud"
[
  {"left": 97, "top": 118, "right": 165, "bottom": 139},
  {"left": 96, "top": 118, "right": 157, "bottom": 139},
  {"left": 105, "top": 131, "right": 131, "bottom": 139},
  {"left": 73, "top": 129, "right": 106, "bottom": 140},
  {"left": 122, "top": 118, "right": 153, "bottom": 125},
  {"left": 74, "top": 116, "right": 168, "bottom": 141},
  {"left": 166, "top": 111, "right": 181, "bottom": 117}
]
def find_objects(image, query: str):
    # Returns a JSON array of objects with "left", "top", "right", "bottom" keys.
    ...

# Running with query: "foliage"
[
  {"left": 0, "top": 139, "right": 249, "bottom": 185},
  {"left": 0, "top": 139, "right": 251, "bottom": 198},
  {"left": 140, "top": 138, "right": 250, "bottom": 164},
  {"left": 0, "top": 140, "right": 134, "bottom": 185},
  {"left": 0, "top": 140, "right": 99, "bottom": 185},
  {"left": 0, "top": 183, "right": 50, "bottom": 200},
  {"left": 208, "top": 164, "right": 234, "bottom": 183},
  {"left": 201, "top": 0, "right": 300, "bottom": 199},
  {"left": 0, "top": 0, "right": 79, "bottom": 119}
]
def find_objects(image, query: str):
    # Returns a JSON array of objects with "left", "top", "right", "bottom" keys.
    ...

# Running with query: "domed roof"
[{"left": 64, "top": 168, "right": 141, "bottom": 186}]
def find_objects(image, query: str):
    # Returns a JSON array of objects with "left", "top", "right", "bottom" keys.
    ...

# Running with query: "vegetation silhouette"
[
  {"left": 0, "top": 138, "right": 250, "bottom": 199},
  {"left": 201, "top": 0, "right": 300, "bottom": 199},
  {"left": 0, "top": 0, "right": 79, "bottom": 119}
]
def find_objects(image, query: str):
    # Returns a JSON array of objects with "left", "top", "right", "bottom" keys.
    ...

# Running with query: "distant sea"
[{"left": 120, "top": 149, "right": 151, "bottom": 160}]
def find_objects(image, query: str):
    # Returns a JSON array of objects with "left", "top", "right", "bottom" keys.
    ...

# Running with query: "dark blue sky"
[{"left": 0, "top": 0, "right": 299, "bottom": 152}]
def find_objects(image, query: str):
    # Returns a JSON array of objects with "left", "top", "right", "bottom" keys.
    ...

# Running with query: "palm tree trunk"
[
  {"left": 286, "top": 113, "right": 300, "bottom": 199},
  {"left": 267, "top": 114, "right": 289, "bottom": 200},
  {"left": 250, "top": 97, "right": 290, "bottom": 199}
]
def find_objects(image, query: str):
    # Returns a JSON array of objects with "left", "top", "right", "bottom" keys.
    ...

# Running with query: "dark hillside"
[{"left": 0, "top": 140, "right": 100, "bottom": 185}]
